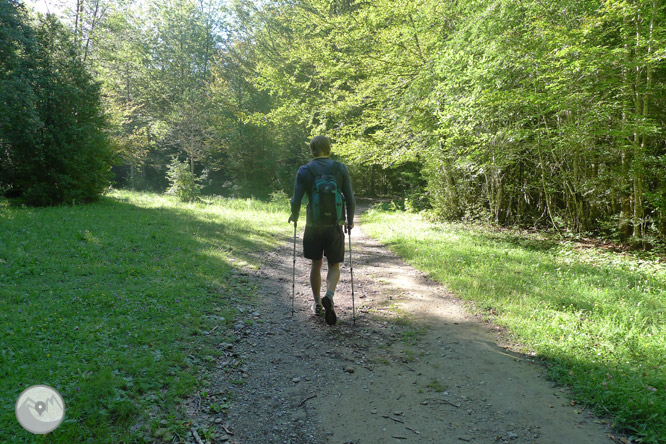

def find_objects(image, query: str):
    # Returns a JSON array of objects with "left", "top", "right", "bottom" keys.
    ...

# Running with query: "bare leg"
[
  {"left": 310, "top": 259, "right": 323, "bottom": 305},
  {"left": 321, "top": 260, "right": 339, "bottom": 325},
  {"left": 326, "top": 261, "right": 341, "bottom": 297}
]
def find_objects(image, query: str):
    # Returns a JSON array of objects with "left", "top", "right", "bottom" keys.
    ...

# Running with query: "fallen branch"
[
  {"left": 382, "top": 415, "right": 404, "bottom": 424},
  {"left": 298, "top": 394, "right": 317, "bottom": 407},
  {"left": 192, "top": 428, "right": 204, "bottom": 444},
  {"left": 221, "top": 424, "right": 234, "bottom": 436},
  {"left": 425, "top": 398, "right": 460, "bottom": 408}
]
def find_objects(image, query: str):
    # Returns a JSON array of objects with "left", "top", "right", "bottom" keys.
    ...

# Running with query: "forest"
[{"left": 1, "top": 0, "right": 665, "bottom": 244}]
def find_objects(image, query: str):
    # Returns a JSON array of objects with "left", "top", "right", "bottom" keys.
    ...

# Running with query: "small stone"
[
  {"left": 215, "top": 418, "right": 223, "bottom": 424},
  {"left": 508, "top": 432, "right": 518, "bottom": 439},
  {"left": 292, "top": 377, "right": 301, "bottom": 383},
  {"left": 344, "top": 366, "right": 355, "bottom": 374},
  {"left": 371, "top": 409, "right": 378, "bottom": 414}
]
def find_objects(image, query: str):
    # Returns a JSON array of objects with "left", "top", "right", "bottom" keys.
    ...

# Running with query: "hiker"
[{"left": 289, "top": 135, "right": 355, "bottom": 325}]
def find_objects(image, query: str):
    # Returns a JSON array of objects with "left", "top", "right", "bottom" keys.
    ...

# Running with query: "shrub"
[{"left": 166, "top": 158, "right": 201, "bottom": 202}]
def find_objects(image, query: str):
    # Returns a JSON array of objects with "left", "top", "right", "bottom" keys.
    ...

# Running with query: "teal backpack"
[{"left": 308, "top": 163, "right": 345, "bottom": 227}]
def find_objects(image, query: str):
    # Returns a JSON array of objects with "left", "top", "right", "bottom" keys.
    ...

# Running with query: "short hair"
[{"left": 309, "top": 135, "right": 331, "bottom": 157}]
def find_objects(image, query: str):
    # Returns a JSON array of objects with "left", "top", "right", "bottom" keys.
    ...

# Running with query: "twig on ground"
[
  {"left": 425, "top": 398, "right": 460, "bottom": 408},
  {"left": 221, "top": 424, "right": 234, "bottom": 436},
  {"left": 383, "top": 415, "right": 404, "bottom": 424},
  {"left": 298, "top": 394, "right": 317, "bottom": 407},
  {"left": 406, "top": 426, "right": 421, "bottom": 435},
  {"left": 392, "top": 437, "right": 407, "bottom": 440},
  {"left": 192, "top": 428, "right": 204, "bottom": 444}
]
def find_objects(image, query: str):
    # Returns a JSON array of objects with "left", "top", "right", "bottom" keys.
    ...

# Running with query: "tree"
[{"left": 0, "top": 8, "right": 113, "bottom": 205}]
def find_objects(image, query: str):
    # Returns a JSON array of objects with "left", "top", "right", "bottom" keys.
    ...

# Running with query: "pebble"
[
  {"left": 292, "top": 377, "right": 301, "bottom": 383},
  {"left": 215, "top": 418, "right": 223, "bottom": 424},
  {"left": 344, "top": 366, "right": 355, "bottom": 374}
]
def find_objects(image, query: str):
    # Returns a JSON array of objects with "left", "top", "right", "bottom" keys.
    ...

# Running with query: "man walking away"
[{"left": 289, "top": 136, "right": 355, "bottom": 325}]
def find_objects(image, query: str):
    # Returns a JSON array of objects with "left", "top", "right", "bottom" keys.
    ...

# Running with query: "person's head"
[{"left": 309, "top": 135, "right": 331, "bottom": 158}]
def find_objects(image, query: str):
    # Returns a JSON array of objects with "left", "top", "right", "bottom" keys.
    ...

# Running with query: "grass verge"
[
  {"left": 0, "top": 190, "right": 289, "bottom": 443},
  {"left": 362, "top": 207, "right": 666, "bottom": 443}
]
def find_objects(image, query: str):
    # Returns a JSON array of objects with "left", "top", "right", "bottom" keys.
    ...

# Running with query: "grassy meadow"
[
  {"left": 362, "top": 207, "right": 666, "bottom": 443},
  {"left": 0, "top": 190, "right": 290, "bottom": 443}
]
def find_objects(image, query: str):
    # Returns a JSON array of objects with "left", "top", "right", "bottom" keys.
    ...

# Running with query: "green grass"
[
  {"left": 0, "top": 190, "right": 290, "bottom": 443},
  {"left": 362, "top": 207, "right": 666, "bottom": 443},
  {"left": 425, "top": 379, "right": 447, "bottom": 393}
]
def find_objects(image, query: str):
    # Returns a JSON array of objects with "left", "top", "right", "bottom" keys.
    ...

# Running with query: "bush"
[{"left": 166, "top": 158, "right": 201, "bottom": 202}]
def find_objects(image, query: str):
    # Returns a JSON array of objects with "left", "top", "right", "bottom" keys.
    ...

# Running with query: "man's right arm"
[
  {"left": 289, "top": 167, "right": 306, "bottom": 223},
  {"left": 340, "top": 164, "right": 356, "bottom": 230}
]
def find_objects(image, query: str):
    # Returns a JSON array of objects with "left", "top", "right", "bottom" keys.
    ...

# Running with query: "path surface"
[{"left": 189, "top": 207, "right": 616, "bottom": 444}]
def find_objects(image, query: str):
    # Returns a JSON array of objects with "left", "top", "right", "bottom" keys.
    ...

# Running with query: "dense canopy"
[{"left": 2, "top": 0, "right": 665, "bottom": 243}]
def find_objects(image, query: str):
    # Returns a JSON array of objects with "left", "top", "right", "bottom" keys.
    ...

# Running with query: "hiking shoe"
[
  {"left": 313, "top": 303, "right": 324, "bottom": 317},
  {"left": 322, "top": 295, "right": 336, "bottom": 326}
]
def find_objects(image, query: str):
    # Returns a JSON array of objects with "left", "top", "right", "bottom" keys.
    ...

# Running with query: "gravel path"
[{"left": 187, "top": 206, "right": 617, "bottom": 444}]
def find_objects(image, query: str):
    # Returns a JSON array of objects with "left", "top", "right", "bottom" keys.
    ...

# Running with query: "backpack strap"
[{"left": 306, "top": 160, "right": 341, "bottom": 187}]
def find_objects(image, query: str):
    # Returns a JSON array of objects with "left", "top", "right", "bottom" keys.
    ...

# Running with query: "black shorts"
[{"left": 303, "top": 225, "right": 345, "bottom": 264}]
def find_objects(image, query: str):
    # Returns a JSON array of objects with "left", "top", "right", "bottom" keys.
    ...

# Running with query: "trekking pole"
[
  {"left": 292, "top": 221, "right": 297, "bottom": 317},
  {"left": 348, "top": 228, "right": 355, "bottom": 326}
]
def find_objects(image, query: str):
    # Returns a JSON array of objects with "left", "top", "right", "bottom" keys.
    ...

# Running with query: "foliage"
[
  {"left": 19, "top": 0, "right": 665, "bottom": 239},
  {"left": 0, "top": 190, "right": 290, "bottom": 442},
  {"left": 363, "top": 207, "right": 666, "bottom": 442},
  {"left": 0, "top": 5, "right": 112, "bottom": 205},
  {"left": 224, "top": 0, "right": 666, "bottom": 243},
  {"left": 166, "top": 157, "right": 201, "bottom": 202}
]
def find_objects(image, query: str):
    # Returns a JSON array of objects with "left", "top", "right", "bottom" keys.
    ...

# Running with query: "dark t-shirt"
[{"left": 290, "top": 157, "right": 355, "bottom": 226}]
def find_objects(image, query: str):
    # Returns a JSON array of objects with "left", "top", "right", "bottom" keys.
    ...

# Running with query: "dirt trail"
[{"left": 192, "top": 206, "right": 616, "bottom": 444}]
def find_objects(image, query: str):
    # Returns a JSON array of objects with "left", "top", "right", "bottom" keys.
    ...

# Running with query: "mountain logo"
[{"left": 15, "top": 385, "right": 65, "bottom": 434}]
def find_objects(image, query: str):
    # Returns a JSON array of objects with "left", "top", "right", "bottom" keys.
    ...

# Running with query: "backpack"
[{"left": 308, "top": 163, "right": 345, "bottom": 227}]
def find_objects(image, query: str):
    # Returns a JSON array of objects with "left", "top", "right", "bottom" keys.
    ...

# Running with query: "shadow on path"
[{"left": 212, "top": 203, "right": 615, "bottom": 444}]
